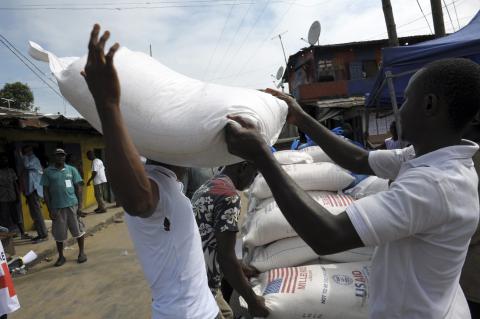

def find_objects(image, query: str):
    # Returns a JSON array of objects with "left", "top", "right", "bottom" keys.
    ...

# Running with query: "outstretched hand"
[
  {"left": 248, "top": 295, "right": 270, "bottom": 318},
  {"left": 263, "top": 88, "right": 305, "bottom": 125},
  {"left": 81, "top": 24, "right": 121, "bottom": 111},
  {"left": 224, "top": 115, "right": 270, "bottom": 163}
]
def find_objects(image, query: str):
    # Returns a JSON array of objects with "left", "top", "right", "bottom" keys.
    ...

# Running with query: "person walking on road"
[{"left": 41, "top": 148, "right": 87, "bottom": 267}]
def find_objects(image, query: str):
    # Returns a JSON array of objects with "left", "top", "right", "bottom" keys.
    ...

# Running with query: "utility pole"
[
  {"left": 430, "top": 0, "right": 446, "bottom": 37},
  {"left": 381, "top": 0, "right": 399, "bottom": 47},
  {"left": 149, "top": 44, "right": 152, "bottom": 57}
]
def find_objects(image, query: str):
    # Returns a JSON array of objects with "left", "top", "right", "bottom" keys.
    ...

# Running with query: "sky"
[{"left": 0, "top": 0, "right": 479, "bottom": 118}]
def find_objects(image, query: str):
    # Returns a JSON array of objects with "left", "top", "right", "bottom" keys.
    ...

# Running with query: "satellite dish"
[
  {"left": 276, "top": 66, "right": 284, "bottom": 80},
  {"left": 276, "top": 79, "right": 284, "bottom": 89},
  {"left": 308, "top": 21, "right": 321, "bottom": 46}
]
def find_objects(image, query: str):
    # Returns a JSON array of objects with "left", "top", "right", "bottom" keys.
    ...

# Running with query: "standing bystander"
[
  {"left": 19, "top": 146, "right": 48, "bottom": 242},
  {"left": 41, "top": 149, "right": 87, "bottom": 267},
  {"left": 0, "top": 154, "right": 29, "bottom": 239},
  {"left": 86, "top": 150, "right": 108, "bottom": 213}
]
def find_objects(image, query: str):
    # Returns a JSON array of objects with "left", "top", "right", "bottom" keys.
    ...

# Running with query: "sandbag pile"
[
  {"left": 243, "top": 147, "right": 375, "bottom": 272},
  {"left": 240, "top": 146, "right": 389, "bottom": 318}
]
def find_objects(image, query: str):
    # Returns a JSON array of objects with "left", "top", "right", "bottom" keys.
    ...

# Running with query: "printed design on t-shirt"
[{"left": 191, "top": 175, "right": 240, "bottom": 295}]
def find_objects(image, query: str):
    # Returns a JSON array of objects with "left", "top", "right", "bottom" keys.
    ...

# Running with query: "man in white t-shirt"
[
  {"left": 81, "top": 25, "right": 219, "bottom": 319},
  {"left": 225, "top": 58, "right": 480, "bottom": 319},
  {"left": 86, "top": 151, "right": 108, "bottom": 213},
  {"left": 384, "top": 121, "right": 403, "bottom": 149}
]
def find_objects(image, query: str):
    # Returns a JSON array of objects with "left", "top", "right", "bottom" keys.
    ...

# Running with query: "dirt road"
[{"left": 10, "top": 220, "right": 151, "bottom": 319}]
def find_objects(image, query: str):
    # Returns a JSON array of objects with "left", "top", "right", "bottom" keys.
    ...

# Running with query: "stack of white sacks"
[{"left": 240, "top": 146, "right": 389, "bottom": 319}]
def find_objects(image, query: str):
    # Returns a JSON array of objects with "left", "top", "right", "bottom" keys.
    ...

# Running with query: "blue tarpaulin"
[{"left": 367, "top": 11, "right": 480, "bottom": 107}]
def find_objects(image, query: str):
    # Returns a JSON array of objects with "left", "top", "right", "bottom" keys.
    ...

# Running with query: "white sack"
[
  {"left": 250, "top": 163, "right": 355, "bottom": 199},
  {"left": 249, "top": 236, "right": 373, "bottom": 272},
  {"left": 299, "top": 146, "right": 333, "bottom": 163},
  {"left": 344, "top": 176, "right": 390, "bottom": 199},
  {"left": 273, "top": 150, "right": 313, "bottom": 165},
  {"left": 248, "top": 262, "right": 370, "bottom": 319},
  {"left": 28, "top": 42, "right": 287, "bottom": 167},
  {"left": 243, "top": 191, "right": 355, "bottom": 247}
]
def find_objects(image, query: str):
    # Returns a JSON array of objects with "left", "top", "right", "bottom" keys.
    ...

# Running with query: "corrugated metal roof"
[
  {"left": 0, "top": 107, "right": 98, "bottom": 133},
  {"left": 305, "top": 96, "right": 365, "bottom": 109}
]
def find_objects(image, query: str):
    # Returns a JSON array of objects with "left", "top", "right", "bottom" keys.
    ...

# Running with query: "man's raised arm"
[
  {"left": 265, "top": 88, "right": 374, "bottom": 175},
  {"left": 81, "top": 24, "right": 158, "bottom": 218},
  {"left": 225, "top": 116, "right": 363, "bottom": 255}
]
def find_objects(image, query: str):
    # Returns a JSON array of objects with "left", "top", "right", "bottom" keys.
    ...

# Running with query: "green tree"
[{"left": 0, "top": 82, "right": 34, "bottom": 111}]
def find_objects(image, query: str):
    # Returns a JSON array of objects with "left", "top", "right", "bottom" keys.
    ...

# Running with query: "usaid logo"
[{"left": 332, "top": 274, "right": 353, "bottom": 286}]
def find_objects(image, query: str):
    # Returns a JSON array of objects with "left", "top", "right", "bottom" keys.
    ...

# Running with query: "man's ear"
[{"left": 423, "top": 93, "right": 440, "bottom": 117}]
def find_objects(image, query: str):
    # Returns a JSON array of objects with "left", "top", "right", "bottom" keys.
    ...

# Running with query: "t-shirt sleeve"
[
  {"left": 145, "top": 167, "right": 167, "bottom": 219},
  {"left": 92, "top": 159, "right": 101, "bottom": 172},
  {"left": 72, "top": 167, "right": 83, "bottom": 184},
  {"left": 40, "top": 171, "right": 49, "bottom": 186},
  {"left": 345, "top": 169, "right": 448, "bottom": 246},
  {"left": 213, "top": 194, "right": 241, "bottom": 233},
  {"left": 368, "top": 146, "right": 416, "bottom": 180}
]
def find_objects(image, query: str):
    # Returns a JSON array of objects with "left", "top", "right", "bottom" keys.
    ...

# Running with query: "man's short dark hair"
[
  {"left": 21, "top": 145, "right": 32, "bottom": 152},
  {"left": 418, "top": 58, "right": 480, "bottom": 131}
]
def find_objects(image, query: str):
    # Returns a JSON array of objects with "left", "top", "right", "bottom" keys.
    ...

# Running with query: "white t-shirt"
[
  {"left": 346, "top": 141, "right": 479, "bottom": 319},
  {"left": 384, "top": 137, "right": 403, "bottom": 150},
  {"left": 91, "top": 158, "right": 107, "bottom": 185},
  {"left": 125, "top": 165, "right": 218, "bottom": 319}
]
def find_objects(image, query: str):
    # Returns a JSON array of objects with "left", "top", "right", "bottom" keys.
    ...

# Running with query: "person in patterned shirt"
[{"left": 192, "top": 162, "right": 269, "bottom": 319}]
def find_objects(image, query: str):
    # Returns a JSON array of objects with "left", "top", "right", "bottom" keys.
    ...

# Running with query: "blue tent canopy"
[{"left": 367, "top": 11, "right": 480, "bottom": 107}]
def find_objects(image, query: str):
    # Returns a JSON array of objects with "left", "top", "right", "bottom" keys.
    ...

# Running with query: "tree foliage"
[{"left": 0, "top": 82, "right": 34, "bottom": 110}]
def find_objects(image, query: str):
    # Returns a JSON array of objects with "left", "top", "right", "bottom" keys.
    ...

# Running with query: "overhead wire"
[
  {"left": 415, "top": 0, "right": 433, "bottom": 34},
  {"left": 213, "top": 0, "right": 272, "bottom": 78},
  {"left": 0, "top": 2, "right": 255, "bottom": 11},
  {"left": 211, "top": 62, "right": 282, "bottom": 81},
  {"left": 13, "top": 0, "right": 243, "bottom": 6},
  {"left": 208, "top": 1, "right": 254, "bottom": 80},
  {"left": 0, "top": 0, "right": 331, "bottom": 11},
  {"left": 362, "top": 0, "right": 467, "bottom": 41},
  {"left": 231, "top": 0, "right": 296, "bottom": 85},
  {"left": 442, "top": 0, "right": 456, "bottom": 31},
  {"left": 7, "top": 0, "right": 330, "bottom": 8},
  {"left": 0, "top": 39, "right": 63, "bottom": 98},
  {"left": 396, "top": 15, "right": 470, "bottom": 36},
  {"left": 451, "top": 0, "right": 462, "bottom": 29},
  {"left": 202, "top": 0, "right": 237, "bottom": 80},
  {"left": 0, "top": 34, "right": 58, "bottom": 87}
]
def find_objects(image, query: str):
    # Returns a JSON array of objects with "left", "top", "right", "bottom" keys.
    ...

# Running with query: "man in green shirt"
[{"left": 41, "top": 149, "right": 87, "bottom": 267}]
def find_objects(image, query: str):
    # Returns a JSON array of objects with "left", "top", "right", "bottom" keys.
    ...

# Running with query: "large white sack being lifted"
[
  {"left": 28, "top": 42, "right": 288, "bottom": 167},
  {"left": 246, "top": 262, "right": 370, "bottom": 319}
]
